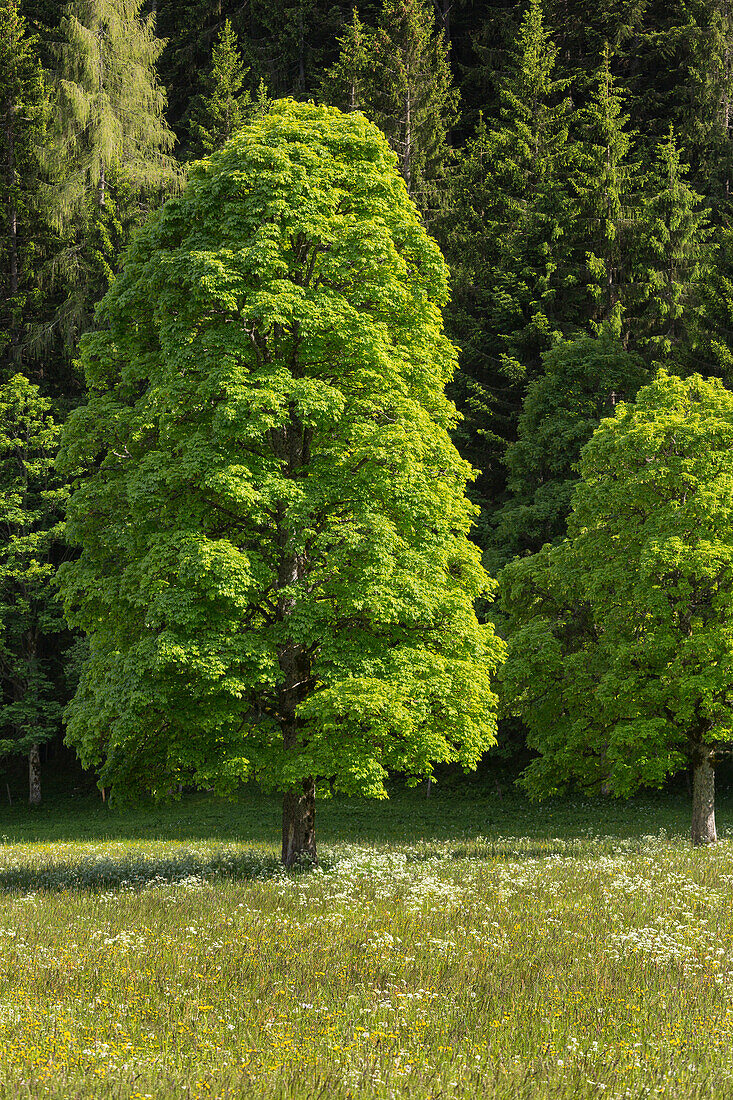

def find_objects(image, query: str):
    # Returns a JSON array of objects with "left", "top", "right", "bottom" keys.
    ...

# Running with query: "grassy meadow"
[{"left": 1, "top": 784, "right": 733, "bottom": 1098}]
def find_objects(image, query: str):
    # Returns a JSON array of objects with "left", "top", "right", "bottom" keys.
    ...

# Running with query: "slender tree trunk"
[
  {"left": 691, "top": 746, "right": 716, "bottom": 846},
  {"left": 282, "top": 775, "right": 316, "bottom": 866},
  {"left": 28, "top": 742, "right": 41, "bottom": 807},
  {"left": 6, "top": 100, "right": 19, "bottom": 363},
  {"left": 7, "top": 105, "right": 17, "bottom": 299},
  {"left": 403, "top": 70, "right": 412, "bottom": 194},
  {"left": 98, "top": 24, "right": 105, "bottom": 208}
]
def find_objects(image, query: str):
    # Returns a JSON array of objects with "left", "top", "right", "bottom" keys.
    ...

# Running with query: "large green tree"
[
  {"left": 58, "top": 100, "right": 504, "bottom": 865},
  {"left": 501, "top": 371, "right": 733, "bottom": 845}
]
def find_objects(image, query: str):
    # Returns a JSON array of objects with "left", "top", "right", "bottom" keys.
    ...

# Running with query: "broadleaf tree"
[
  {"left": 0, "top": 375, "right": 68, "bottom": 805},
  {"left": 501, "top": 371, "right": 733, "bottom": 845},
  {"left": 58, "top": 99, "right": 504, "bottom": 865}
]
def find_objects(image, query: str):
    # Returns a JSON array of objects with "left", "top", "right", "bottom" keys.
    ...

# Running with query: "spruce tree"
[
  {"left": 578, "top": 45, "right": 635, "bottom": 333},
  {"left": 320, "top": 8, "right": 371, "bottom": 113},
  {"left": 629, "top": 128, "right": 710, "bottom": 367},
  {"left": 443, "top": 0, "right": 578, "bottom": 508},
  {"left": 0, "top": 0, "right": 47, "bottom": 376},
  {"left": 363, "top": 0, "right": 458, "bottom": 211},
  {"left": 187, "top": 19, "right": 253, "bottom": 158}
]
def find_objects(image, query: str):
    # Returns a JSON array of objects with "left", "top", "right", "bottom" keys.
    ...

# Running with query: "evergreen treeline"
[{"left": 4, "top": 0, "right": 733, "bottom": 820}]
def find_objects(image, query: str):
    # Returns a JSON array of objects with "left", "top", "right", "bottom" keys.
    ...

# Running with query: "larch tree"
[
  {"left": 58, "top": 100, "right": 504, "bottom": 866},
  {"left": 45, "top": 0, "right": 177, "bottom": 352},
  {"left": 0, "top": 0, "right": 47, "bottom": 376},
  {"left": 0, "top": 375, "right": 68, "bottom": 806},
  {"left": 501, "top": 371, "right": 733, "bottom": 846}
]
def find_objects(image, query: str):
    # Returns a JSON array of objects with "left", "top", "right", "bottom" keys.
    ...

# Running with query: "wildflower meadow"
[{"left": 0, "top": 788, "right": 732, "bottom": 1098}]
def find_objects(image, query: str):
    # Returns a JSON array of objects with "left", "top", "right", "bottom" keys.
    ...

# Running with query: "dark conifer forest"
[{"left": 3, "top": 0, "right": 733, "bottom": 836}]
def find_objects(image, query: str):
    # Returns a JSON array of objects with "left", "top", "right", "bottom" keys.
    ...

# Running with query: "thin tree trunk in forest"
[
  {"left": 6, "top": 98, "right": 19, "bottom": 362},
  {"left": 691, "top": 746, "right": 716, "bottom": 845},
  {"left": 28, "top": 742, "right": 41, "bottom": 806},
  {"left": 403, "top": 67, "right": 412, "bottom": 194},
  {"left": 98, "top": 24, "right": 105, "bottom": 208},
  {"left": 7, "top": 103, "right": 17, "bottom": 298},
  {"left": 282, "top": 776, "right": 316, "bottom": 866}
]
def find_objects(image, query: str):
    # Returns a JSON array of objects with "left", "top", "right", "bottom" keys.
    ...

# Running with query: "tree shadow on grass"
[{"left": 0, "top": 847, "right": 291, "bottom": 893}]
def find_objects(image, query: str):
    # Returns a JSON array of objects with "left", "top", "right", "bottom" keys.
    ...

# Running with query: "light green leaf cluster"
[{"left": 59, "top": 100, "right": 504, "bottom": 801}]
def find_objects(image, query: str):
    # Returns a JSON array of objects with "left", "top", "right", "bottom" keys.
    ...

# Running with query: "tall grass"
[{"left": 0, "top": 789, "right": 730, "bottom": 1097}]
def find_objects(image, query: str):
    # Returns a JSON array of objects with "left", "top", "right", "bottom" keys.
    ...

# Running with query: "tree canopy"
[
  {"left": 501, "top": 371, "right": 733, "bottom": 845},
  {"left": 59, "top": 99, "right": 504, "bottom": 863}
]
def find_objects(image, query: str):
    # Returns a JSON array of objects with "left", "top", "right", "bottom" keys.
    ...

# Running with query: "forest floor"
[{"left": 0, "top": 783, "right": 731, "bottom": 1098}]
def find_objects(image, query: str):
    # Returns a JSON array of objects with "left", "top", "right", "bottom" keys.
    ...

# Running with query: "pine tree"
[
  {"left": 187, "top": 18, "right": 253, "bottom": 158},
  {"left": 363, "top": 0, "right": 458, "bottom": 211},
  {"left": 443, "top": 0, "right": 579, "bottom": 510},
  {"left": 0, "top": 0, "right": 47, "bottom": 377},
  {"left": 45, "top": 0, "right": 177, "bottom": 352},
  {"left": 320, "top": 8, "right": 370, "bottom": 113},
  {"left": 0, "top": 375, "right": 68, "bottom": 806}
]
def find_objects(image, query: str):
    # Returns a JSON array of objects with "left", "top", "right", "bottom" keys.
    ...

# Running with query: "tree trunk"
[
  {"left": 691, "top": 747, "right": 716, "bottom": 846},
  {"left": 28, "top": 742, "right": 41, "bottom": 807},
  {"left": 282, "top": 776, "right": 317, "bottom": 866}
]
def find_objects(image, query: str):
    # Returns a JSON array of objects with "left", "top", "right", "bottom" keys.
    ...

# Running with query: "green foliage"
[
  {"left": 186, "top": 19, "right": 255, "bottom": 159},
  {"left": 322, "top": 0, "right": 458, "bottom": 214},
  {"left": 44, "top": 0, "right": 178, "bottom": 353},
  {"left": 629, "top": 128, "right": 711, "bottom": 366},
  {"left": 320, "top": 8, "right": 371, "bottom": 113},
  {"left": 366, "top": 0, "right": 458, "bottom": 208},
  {"left": 443, "top": 0, "right": 579, "bottom": 503},
  {"left": 502, "top": 371, "right": 733, "bottom": 799},
  {"left": 0, "top": 0, "right": 48, "bottom": 374},
  {"left": 0, "top": 375, "right": 68, "bottom": 763},
  {"left": 491, "top": 331, "right": 646, "bottom": 565},
  {"left": 59, "top": 100, "right": 503, "bottom": 810},
  {"left": 578, "top": 45, "right": 635, "bottom": 333}
]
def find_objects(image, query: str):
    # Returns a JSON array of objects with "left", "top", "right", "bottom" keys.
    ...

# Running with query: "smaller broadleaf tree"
[
  {"left": 58, "top": 100, "right": 504, "bottom": 865},
  {"left": 501, "top": 371, "right": 733, "bottom": 845},
  {"left": 490, "top": 330, "right": 646, "bottom": 565},
  {"left": 0, "top": 375, "right": 68, "bottom": 804}
]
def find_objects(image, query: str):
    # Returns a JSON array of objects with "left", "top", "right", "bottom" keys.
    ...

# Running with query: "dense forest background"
[{"left": 3, "top": 0, "right": 733, "bottom": 803}]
